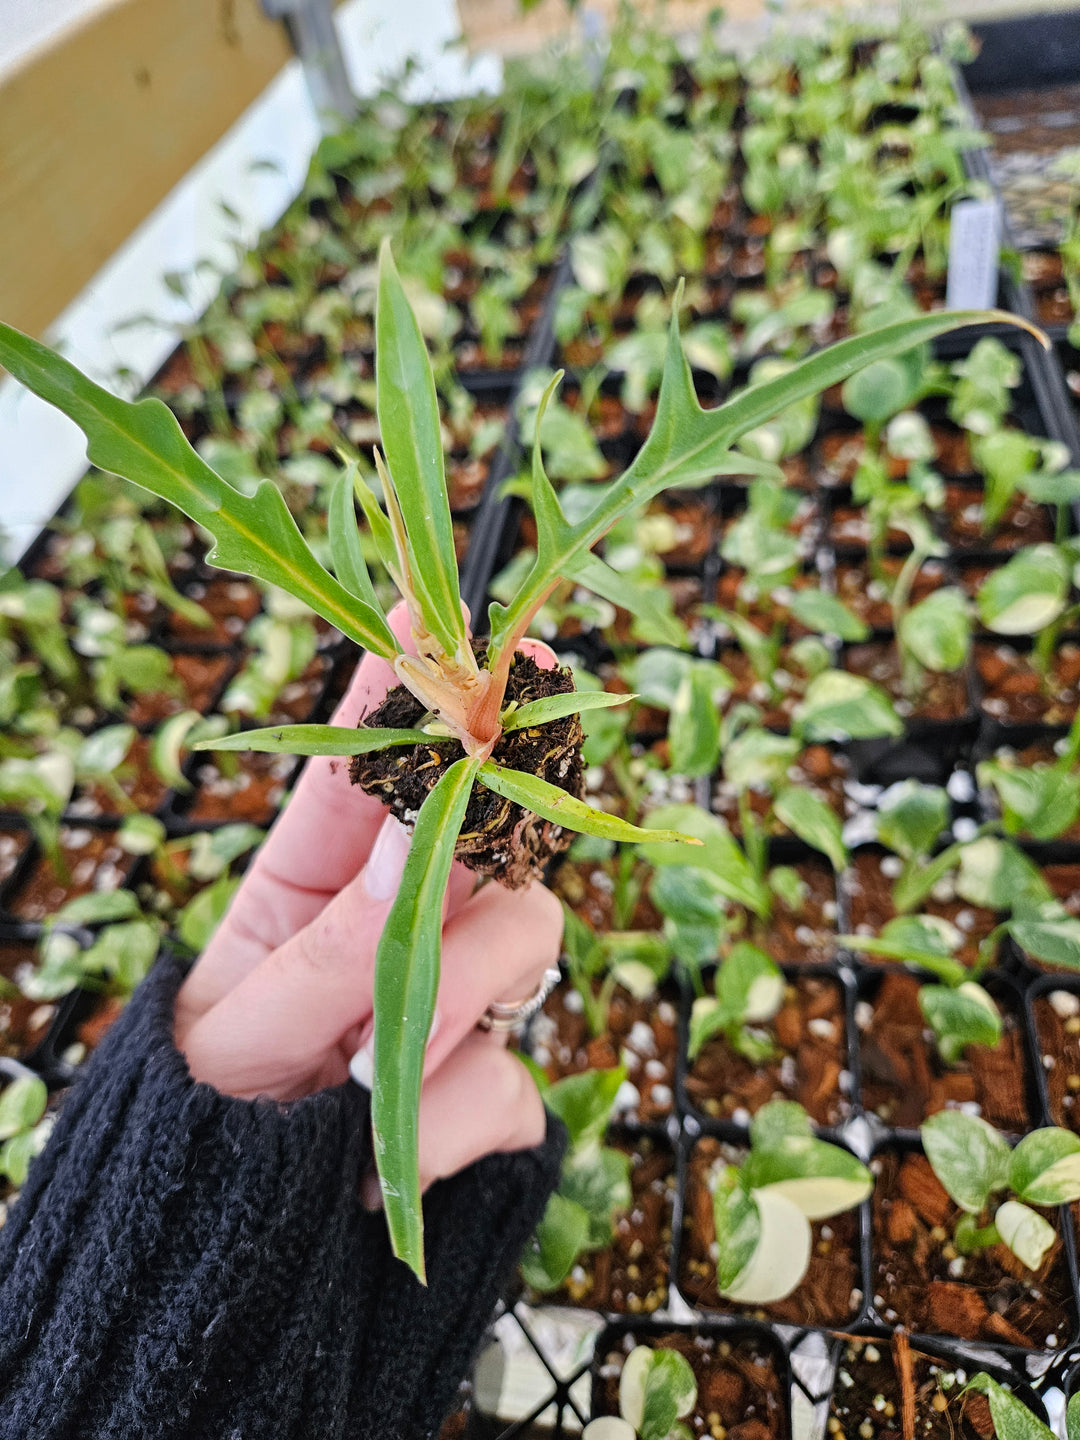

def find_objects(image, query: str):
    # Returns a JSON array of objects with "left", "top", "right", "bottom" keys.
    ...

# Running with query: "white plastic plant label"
[{"left": 946, "top": 199, "right": 1002, "bottom": 312}]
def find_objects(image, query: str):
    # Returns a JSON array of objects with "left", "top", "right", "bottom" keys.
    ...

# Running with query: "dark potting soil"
[
  {"left": 187, "top": 751, "right": 296, "bottom": 826},
  {"left": 751, "top": 860, "right": 838, "bottom": 967},
  {"left": 845, "top": 852, "right": 998, "bottom": 971},
  {"left": 976, "top": 642, "right": 1080, "bottom": 726},
  {"left": 530, "top": 1135, "right": 674, "bottom": 1314},
  {"left": 527, "top": 979, "right": 678, "bottom": 1126},
  {"left": 857, "top": 971, "right": 1031, "bottom": 1132},
  {"left": 163, "top": 577, "right": 261, "bottom": 644},
  {"left": 680, "top": 1138, "right": 862, "bottom": 1327},
  {"left": 74, "top": 994, "right": 127, "bottom": 1055},
  {"left": 871, "top": 1151, "right": 1073, "bottom": 1348},
  {"left": 125, "top": 652, "right": 235, "bottom": 727},
  {"left": 941, "top": 486, "right": 1055, "bottom": 553},
  {"left": 596, "top": 1332, "right": 787, "bottom": 1440},
  {"left": 9, "top": 827, "right": 135, "bottom": 923},
  {"left": 1032, "top": 989, "right": 1080, "bottom": 1131},
  {"left": 712, "top": 746, "right": 849, "bottom": 837},
  {"left": 714, "top": 647, "right": 809, "bottom": 731},
  {"left": 685, "top": 974, "right": 849, "bottom": 1128},
  {"left": 350, "top": 649, "right": 584, "bottom": 888},
  {"left": 834, "top": 560, "right": 945, "bottom": 632},
  {"left": 829, "top": 1339, "right": 998, "bottom": 1440},
  {"left": 843, "top": 643, "right": 969, "bottom": 725}
]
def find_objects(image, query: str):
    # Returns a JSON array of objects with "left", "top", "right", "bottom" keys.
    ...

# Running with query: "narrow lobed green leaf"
[
  {"left": 501, "top": 690, "right": 635, "bottom": 734},
  {"left": 0, "top": 322, "right": 399, "bottom": 660},
  {"left": 193, "top": 724, "right": 433, "bottom": 756},
  {"left": 328, "top": 463, "right": 388, "bottom": 621},
  {"left": 376, "top": 240, "right": 467, "bottom": 658},
  {"left": 372, "top": 755, "right": 482, "bottom": 1279},
  {"left": 476, "top": 761, "right": 704, "bottom": 846}
]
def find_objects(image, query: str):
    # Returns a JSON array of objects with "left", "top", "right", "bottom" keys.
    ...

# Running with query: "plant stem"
[{"left": 954, "top": 1213, "right": 1001, "bottom": 1254}]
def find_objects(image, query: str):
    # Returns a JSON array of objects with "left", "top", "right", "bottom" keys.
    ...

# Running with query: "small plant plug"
[{"left": 922, "top": 1111, "right": 1080, "bottom": 1270}]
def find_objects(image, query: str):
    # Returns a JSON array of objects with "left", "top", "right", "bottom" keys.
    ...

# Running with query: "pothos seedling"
[
  {"left": 0, "top": 245, "right": 1020, "bottom": 1277},
  {"left": 581, "top": 1345, "right": 697, "bottom": 1440},
  {"left": 921, "top": 1110, "right": 1080, "bottom": 1271},
  {"left": 560, "top": 902, "right": 672, "bottom": 1040},
  {"left": 712, "top": 1100, "right": 871, "bottom": 1304},
  {"left": 688, "top": 942, "right": 785, "bottom": 1063},
  {"left": 977, "top": 540, "right": 1080, "bottom": 684},
  {"left": 519, "top": 1065, "right": 633, "bottom": 1295}
]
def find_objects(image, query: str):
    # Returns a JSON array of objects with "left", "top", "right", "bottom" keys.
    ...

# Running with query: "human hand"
[{"left": 174, "top": 602, "right": 563, "bottom": 1192}]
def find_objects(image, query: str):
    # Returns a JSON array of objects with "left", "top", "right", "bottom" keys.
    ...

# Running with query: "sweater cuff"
[{"left": 0, "top": 955, "right": 566, "bottom": 1440}]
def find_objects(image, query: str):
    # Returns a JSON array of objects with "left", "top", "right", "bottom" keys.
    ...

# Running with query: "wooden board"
[{"left": 0, "top": 0, "right": 293, "bottom": 338}]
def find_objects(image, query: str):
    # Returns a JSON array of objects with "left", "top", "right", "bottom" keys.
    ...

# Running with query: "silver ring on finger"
[{"left": 477, "top": 966, "right": 561, "bottom": 1034}]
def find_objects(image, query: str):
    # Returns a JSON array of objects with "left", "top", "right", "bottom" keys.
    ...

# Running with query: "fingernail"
[
  {"left": 361, "top": 1169, "right": 384, "bottom": 1211},
  {"left": 349, "top": 1034, "right": 374, "bottom": 1090},
  {"left": 363, "top": 815, "right": 411, "bottom": 901}
]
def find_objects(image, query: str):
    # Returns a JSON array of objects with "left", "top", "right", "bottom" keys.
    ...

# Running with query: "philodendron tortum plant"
[{"left": 0, "top": 241, "right": 1026, "bottom": 1277}]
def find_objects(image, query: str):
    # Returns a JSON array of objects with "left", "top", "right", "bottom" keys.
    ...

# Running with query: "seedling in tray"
[
  {"left": 921, "top": 1109, "right": 1080, "bottom": 1271},
  {"left": 582, "top": 1345, "right": 697, "bottom": 1440},
  {"left": 712, "top": 1099, "right": 871, "bottom": 1304},
  {"left": 519, "top": 1065, "right": 632, "bottom": 1295},
  {"left": 0, "top": 240, "right": 1021, "bottom": 1277}
]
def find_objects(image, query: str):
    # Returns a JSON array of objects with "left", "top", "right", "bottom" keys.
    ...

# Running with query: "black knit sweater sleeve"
[{"left": 0, "top": 957, "right": 565, "bottom": 1440}]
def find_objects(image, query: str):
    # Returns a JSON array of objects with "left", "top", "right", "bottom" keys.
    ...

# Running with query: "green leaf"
[
  {"left": 1067, "top": 1391, "right": 1080, "bottom": 1440},
  {"left": 570, "top": 552, "right": 689, "bottom": 649},
  {"left": 372, "top": 755, "right": 480, "bottom": 1279},
  {"left": 328, "top": 463, "right": 387, "bottom": 619},
  {"left": 977, "top": 545, "right": 1071, "bottom": 635},
  {"left": 840, "top": 913, "right": 966, "bottom": 980},
  {"left": 956, "top": 837, "right": 1048, "bottom": 910},
  {"left": 793, "top": 671, "right": 902, "bottom": 741},
  {"left": 670, "top": 665, "right": 722, "bottom": 777},
  {"left": 921, "top": 1110, "right": 1011, "bottom": 1213},
  {"left": 521, "top": 1192, "right": 591, "bottom": 1291},
  {"left": 965, "top": 1374, "right": 1056, "bottom": 1440},
  {"left": 561, "top": 1144, "right": 632, "bottom": 1247},
  {"left": 1010, "top": 901, "right": 1080, "bottom": 969},
  {"left": 639, "top": 805, "right": 771, "bottom": 918},
  {"left": 723, "top": 728, "right": 800, "bottom": 792},
  {"left": 899, "top": 588, "right": 971, "bottom": 673},
  {"left": 774, "top": 786, "right": 847, "bottom": 871},
  {"left": 712, "top": 1166, "right": 763, "bottom": 1291},
  {"left": 51, "top": 889, "right": 141, "bottom": 927},
  {"left": 177, "top": 872, "right": 240, "bottom": 951},
  {"left": 501, "top": 690, "right": 633, "bottom": 734},
  {"left": 877, "top": 780, "right": 949, "bottom": 860},
  {"left": 919, "top": 982, "right": 1002, "bottom": 1065},
  {"left": 978, "top": 759, "right": 1080, "bottom": 841},
  {"left": 0, "top": 1075, "right": 48, "bottom": 1141},
  {"left": 545, "top": 1066, "right": 628, "bottom": 1149},
  {"left": 640, "top": 1350, "right": 698, "bottom": 1440},
  {"left": 77, "top": 723, "right": 135, "bottom": 775},
  {"left": 376, "top": 240, "right": 466, "bottom": 659},
  {"left": 995, "top": 1200, "right": 1057, "bottom": 1270},
  {"left": 718, "top": 942, "right": 785, "bottom": 1024},
  {"left": 1009, "top": 1128, "right": 1080, "bottom": 1205},
  {"left": 476, "top": 761, "right": 702, "bottom": 847},
  {"left": 720, "top": 1183, "right": 813, "bottom": 1303},
  {"left": 743, "top": 1133, "right": 872, "bottom": 1219},
  {"left": 750, "top": 1098, "right": 814, "bottom": 1150},
  {"left": 0, "top": 323, "right": 399, "bottom": 659},
  {"left": 150, "top": 710, "right": 206, "bottom": 791},
  {"left": 193, "top": 724, "right": 431, "bottom": 755},
  {"left": 786, "top": 589, "right": 870, "bottom": 642},
  {"left": 489, "top": 306, "right": 1023, "bottom": 675}
]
